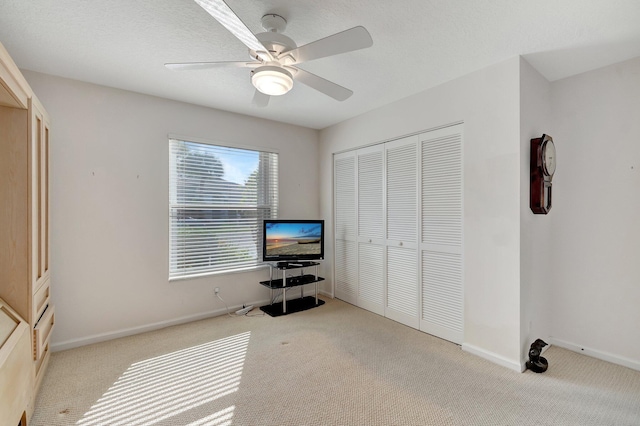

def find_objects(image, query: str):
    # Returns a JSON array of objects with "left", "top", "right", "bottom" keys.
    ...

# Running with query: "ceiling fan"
[{"left": 165, "top": 0, "right": 373, "bottom": 107}]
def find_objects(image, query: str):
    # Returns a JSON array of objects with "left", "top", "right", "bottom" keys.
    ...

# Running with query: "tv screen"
[{"left": 262, "top": 219, "right": 324, "bottom": 263}]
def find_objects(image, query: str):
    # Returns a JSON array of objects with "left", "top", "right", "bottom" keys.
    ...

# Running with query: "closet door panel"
[
  {"left": 386, "top": 246, "right": 419, "bottom": 328},
  {"left": 386, "top": 138, "right": 418, "bottom": 247},
  {"left": 385, "top": 136, "right": 419, "bottom": 328},
  {"left": 357, "top": 146, "right": 384, "bottom": 241},
  {"left": 356, "top": 145, "right": 385, "bottom": 313},
  {"left": 334, "top": 152, "right": 357, "bottom": 304},
  {"left": 420, "top": 125, "right": 463, "bottom": 344},
  {"left": 422, "top": 250, "right": 462, "bottom": 342},
  {"left": 357, "top": 243, "right": 384, "bottom": 315},
  {"left": 334, "top": 153, "right": 356, "bottom": 241},
  {"left": 421, "top": 130, "right": 462, "bottom": 248},
  {"left": 335, "top": 239, "right": 357, "bottom": 303}
]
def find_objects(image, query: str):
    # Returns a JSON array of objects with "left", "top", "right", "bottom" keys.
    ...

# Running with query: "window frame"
[{"left": 168, "top": 134, "right": 279, "bottom": 280}]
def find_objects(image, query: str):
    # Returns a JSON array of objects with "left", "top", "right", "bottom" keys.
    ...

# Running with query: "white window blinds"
[{"left": 169, "top": 138, "right": 278, "bottom": 278}]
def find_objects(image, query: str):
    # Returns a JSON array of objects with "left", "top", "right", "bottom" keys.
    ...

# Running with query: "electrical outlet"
[{"left": 214, "top": 287, "right": 220, "bottom": 295}]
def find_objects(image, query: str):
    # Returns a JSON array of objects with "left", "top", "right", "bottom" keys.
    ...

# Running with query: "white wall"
[
  {"left": 319, "top": 58, "right": 524, "bottom": 370},
  {"left": 519, "top": 58, "right": 553, "bottom": 362},
  {"left": 26, "top": 54, "right": 640, "bottom": 370},
  {"left": 23, "top": 71, "right": 320, "bottom": 350},
  {"left": 549, "top": 56, "right": 640, "bottom": 369}
]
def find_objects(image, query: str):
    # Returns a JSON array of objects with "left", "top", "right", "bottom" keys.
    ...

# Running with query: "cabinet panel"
[
  {"left": 32, "top": 278, "right": 50, "bottom": 324},
  {"left": 44, "top": 124, "right": 50, "bottom": 274},
  {"left": 0, "top": 301, "right": 33, "bottom": 426},
  {"left": 33, "top": 305, "right": 54, "bottom": 361},
  {"left": 0, "top": 106, "right": 29, "bottom": 320},
  {"left": 30, "top": 97, "right": 51, "bottom": 293},
  {"left": 0, "top": 43, "right": 30, "bottom": 109}
]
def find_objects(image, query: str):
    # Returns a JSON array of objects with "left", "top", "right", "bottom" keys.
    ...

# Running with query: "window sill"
[{"left": 169, "top": 264, "right": 270, "bottom": 282}]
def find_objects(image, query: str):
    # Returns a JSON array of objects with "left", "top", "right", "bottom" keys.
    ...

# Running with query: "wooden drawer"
[
  {"left": 33, "top": 305, "right": 54, "bottom": 361},
  {"left": 35, "top": 340, "right": 50, "bottom": 382},
  {"left": 32, "top": 278, "right": 50, "bottom": 324}
]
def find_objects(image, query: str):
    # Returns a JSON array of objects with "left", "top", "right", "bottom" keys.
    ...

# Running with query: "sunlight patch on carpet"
[{"left": 76, "top": 332, "right": 250, "bottom": 426}]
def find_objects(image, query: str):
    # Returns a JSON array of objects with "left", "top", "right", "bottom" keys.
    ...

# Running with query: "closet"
[{"left": 334, "top": 124, "right": 463, "bottom": 344}]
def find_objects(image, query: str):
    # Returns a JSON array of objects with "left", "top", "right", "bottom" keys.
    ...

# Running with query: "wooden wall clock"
[{"left": 530, "top": 134, "right": 556, "bottom": 214}]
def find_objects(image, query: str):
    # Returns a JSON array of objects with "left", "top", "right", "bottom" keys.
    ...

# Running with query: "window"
[{"left": 169, "top": 137, "right": 278, "bottom": 278}]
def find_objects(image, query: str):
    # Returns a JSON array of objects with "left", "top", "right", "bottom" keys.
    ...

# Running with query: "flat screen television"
[{"left": 262, "top": 219, "right": 324, "bottom": 264}]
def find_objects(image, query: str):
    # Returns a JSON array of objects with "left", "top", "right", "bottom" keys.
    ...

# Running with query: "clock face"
[{"left": 542, "top": 139, "right": 556, "bottom": 176}]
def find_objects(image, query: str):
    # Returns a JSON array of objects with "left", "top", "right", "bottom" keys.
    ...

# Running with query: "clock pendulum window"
[{"left": 530, "top": 134, "right": 556, "bottom": 214}]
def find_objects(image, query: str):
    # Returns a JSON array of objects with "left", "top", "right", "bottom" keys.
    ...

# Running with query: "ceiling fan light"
[{"left": 251, "top": 66, "right": 293, "bottom": 96}]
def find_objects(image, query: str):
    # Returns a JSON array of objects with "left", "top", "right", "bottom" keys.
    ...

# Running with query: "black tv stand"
[
  {"left": 276, "top": 261, "right": 317, "bottom": 269},
  {"left": 259, "top": 262, "right": 325, "bottom": 317}
]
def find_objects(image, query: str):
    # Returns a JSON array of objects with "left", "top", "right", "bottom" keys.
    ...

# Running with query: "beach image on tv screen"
[{"left": 265, "top": 222, "right": 322, "bottom": 256}]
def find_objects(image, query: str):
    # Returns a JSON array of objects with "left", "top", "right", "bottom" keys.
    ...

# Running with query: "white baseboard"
[
  {"left": 462, "top": 343, "right": 523, "bottom": 372},
  {"left": 318, "top": 290, "right": 333, "bottom": 298},
  {"left": 548, "top": 337, "right": 640, "bottom": 372},
  {"left": 51, "top": 297, "right": 271, "bottom": 352}
]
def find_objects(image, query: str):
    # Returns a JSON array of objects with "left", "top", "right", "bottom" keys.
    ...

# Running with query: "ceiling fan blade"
[
  {"left": 252, "top": 90, "right": 270, "bottom": 107},
  {"left": 281, "top": 26, "right": 373, "bottom": 65},
  {"left": 193, "top": 0, "right": 272, "bottom": 60},
  {"left": 292, "top": 67, "right": 353, "bottom": 101},
  {"left": 165, "top": 61, "right": 260, "bottom": 70}
]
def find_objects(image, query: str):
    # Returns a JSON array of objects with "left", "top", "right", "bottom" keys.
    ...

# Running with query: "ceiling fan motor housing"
[{"left": 252, "top": 32, "right": 297, "bottom": 59}]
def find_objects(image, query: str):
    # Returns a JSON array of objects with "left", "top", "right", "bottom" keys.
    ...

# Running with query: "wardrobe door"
[
  {"left": 385, "top": 136, "right": 420, "bottom": 328},
  {"left": 420, "top": 125, "right": 463, "bottom": 344},
  {"left": 334, "top": 151, "right": 357, "bottom": 304},
  {"left": 356, "top": 145, "right": 385, "bottom": 315}
]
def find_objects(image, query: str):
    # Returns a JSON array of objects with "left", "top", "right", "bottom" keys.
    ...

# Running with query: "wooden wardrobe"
[{"left": 0, "top": 41, "right": 55, "bottom": 425}]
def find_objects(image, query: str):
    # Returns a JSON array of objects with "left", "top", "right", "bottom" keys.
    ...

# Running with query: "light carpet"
[{"left": 31, "top": 298, "right": 640, "bottom": 425}]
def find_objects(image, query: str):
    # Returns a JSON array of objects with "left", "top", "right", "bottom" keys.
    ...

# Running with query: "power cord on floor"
[
  {"left": 215, "top": 292, "right": 235, "bottom": 317},
  {"left": 216, "top": 292, "right": 265, "bottom": 317}
]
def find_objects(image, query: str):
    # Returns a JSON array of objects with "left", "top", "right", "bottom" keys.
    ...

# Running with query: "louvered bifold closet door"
[
  {"left": 334, "top": 151, "right": 358, "bottom": 304},
  {"left": 420, "top": 124, "right": 463, "bottom": 344},
  {"left": 385, "top": 136, "right": 420, "bottom": 329},
  {"left": 357, "top": 145, "right": 385, "bottom": 315}
]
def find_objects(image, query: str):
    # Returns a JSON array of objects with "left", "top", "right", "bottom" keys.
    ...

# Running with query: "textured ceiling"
[{"left": 1, "top": 0, "right": 640, "bottom": 129}]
